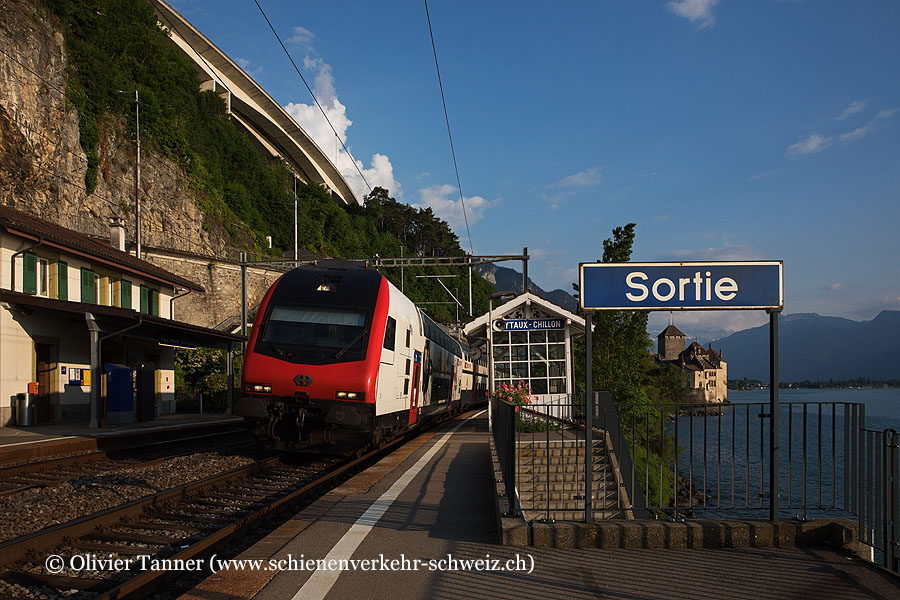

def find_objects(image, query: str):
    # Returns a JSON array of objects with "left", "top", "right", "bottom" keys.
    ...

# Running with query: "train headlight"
[
  {"left": 336, "top": 391, "right": 365, "bottom": 401},
  {"left": 246, "top": 383, "right": 273, "bottom": 394}
]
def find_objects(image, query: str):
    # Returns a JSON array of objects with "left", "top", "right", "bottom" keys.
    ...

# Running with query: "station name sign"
[
  {"left": 495, "top": 318, "right": 565, "bottom": 331},
  {"left": 579, "top": 261, "right": 783, "bottom": 311}
]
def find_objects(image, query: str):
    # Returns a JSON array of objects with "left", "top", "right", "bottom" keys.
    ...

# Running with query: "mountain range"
[
  {"left": 710, "top": 311, "right": 900, "bottom": 382},
  {"left": 476, "top": 263, "right": 578, "bottom": 313}
]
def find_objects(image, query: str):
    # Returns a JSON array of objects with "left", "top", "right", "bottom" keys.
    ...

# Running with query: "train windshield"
[{"left": 255, "top": 306, "right": 369, "bottom": 363}]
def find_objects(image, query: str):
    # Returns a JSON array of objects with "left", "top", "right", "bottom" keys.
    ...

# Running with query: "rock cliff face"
[{"left": 0, "top": 0, "right": 265, "bottom": 328}]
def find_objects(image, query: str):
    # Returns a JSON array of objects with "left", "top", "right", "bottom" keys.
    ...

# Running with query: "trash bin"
[
  {"left": 15, "top": 392, "right": 34, "bottom": 427},
  {"left": 105, "top": 363, "right": 134, "bottom": 425}
]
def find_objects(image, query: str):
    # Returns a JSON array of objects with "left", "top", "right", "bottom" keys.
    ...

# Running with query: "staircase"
[{"left": 515, "top": 435, "right": 626, "bottom": 521}]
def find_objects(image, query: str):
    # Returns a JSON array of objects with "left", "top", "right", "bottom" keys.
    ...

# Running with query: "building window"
[
  {"left": 36, "top": 258, "right": 49, "bottom": 297},
  {"left": 81, "top": 268, "right": 97, "bottom": 304},
  {"left": 492, "top": 323, "right": 568, "bottom": 397},
  {"left": 55, "top": 261, "right": 68, "bottom": 301},
  {"left": 120, "top": 280, "right": 132, "bottom": 310}
]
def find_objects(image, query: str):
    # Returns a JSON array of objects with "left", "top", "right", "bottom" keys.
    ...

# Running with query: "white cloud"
[
  {"left": 747, "top": 169, "right": 780, "bottom": 181},
  {"left": 666, "top": 0, "right": 719, "bottom": 28},
  {"left": 283, "top": 52, "right": 400, "bottom": 200},
  {"left": 661, "top": 243, "right": 763, "bottom": 261},
  {"left": 288, "top": 26, "right": 315, "bottom": 48},
  {"left": 235, "top": 57, "right": 263, "bottom": 78},
  {"left": 835, "top": 100, "right": 867, "bottom": 121},
  {"left": 838, "top": 108, "right": 898, "bottom": 144},
  {"left": 648, "top": 310, "right": 767, "bottom": 340},
  {"left": 414, "top": 184, "right": 499, "bottom": 232},
  {"left": 786, "top": 133, "right": 833, "bottom": 158},
  {"left": 530, "top": 247, "right": 568, "bottom": 261},
  {"left": 542, "top": 191, "right": 575, "bottom": 210},
  {"left": 552, "top": 166, "right": 604, "bottom": 188}
]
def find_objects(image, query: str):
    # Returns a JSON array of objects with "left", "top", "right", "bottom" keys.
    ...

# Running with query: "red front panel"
[{"left": 242, "top": 275, "right": 392, "bottom": 404}]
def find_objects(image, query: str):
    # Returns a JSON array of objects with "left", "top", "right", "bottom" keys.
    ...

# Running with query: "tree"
[{"left": 587, "top": 224, "right": 654, "bottom": 403}]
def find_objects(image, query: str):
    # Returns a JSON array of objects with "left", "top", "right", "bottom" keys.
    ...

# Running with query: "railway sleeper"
[{"left": 2, "top": 570, "right": 118, "bottom": 593}]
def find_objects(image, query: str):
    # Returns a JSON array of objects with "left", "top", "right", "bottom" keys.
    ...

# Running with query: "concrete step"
[
  {"left": 518, "top": 499, "right": 621, "bottom": 511},
  {"left": 515, "top": 455, "right": 610, "bottom": 466},
  {"left": 519, "top": 492, "right": 619, "bottom": 504},
  {"left": 517, "top": 469, "right": 613, "bottom": 482},
  {"left": 516, "top": 445, "right": 604, "bottom": 457},
  {"left": 516, "top": 463, "right": 610, "bottom": 476},
  {"left": 516, "top": 480, "right": 609, "bottom": 493},
  {"left": 524, "top": 509, "right": 627, "bottom": 521}
]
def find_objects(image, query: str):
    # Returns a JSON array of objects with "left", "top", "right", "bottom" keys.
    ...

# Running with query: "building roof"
[
  {"left": 0, "top": 205, "right": 204, "bottom": 292},
  {"left": 658, "top": 324, "right": 686, "bottom": 338},
  {"left": 462, "top": 291, "right": 586, "bottom": 343}
]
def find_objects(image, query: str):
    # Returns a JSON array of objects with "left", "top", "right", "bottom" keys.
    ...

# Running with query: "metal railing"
[
  {"left": 490, "top": 392, "right": 900, "bottom": 574},
  {"left": 490, "top": 393, "right": 637, "bottom": 522},
  {"left": 859, "top": 428, "right": 899, "bottom": 572}
]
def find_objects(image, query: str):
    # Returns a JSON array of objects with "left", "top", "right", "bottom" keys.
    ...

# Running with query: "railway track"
[
  {"left": 0, "top": 411, "right": 468, "bottom": 599},
  {"left": 0, "top": 427, "right": 255, "bottom": 498}
]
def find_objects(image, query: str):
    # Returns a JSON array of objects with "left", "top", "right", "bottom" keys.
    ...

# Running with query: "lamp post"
[
  {"left": 487, "top": 290, "right": 516, "bottom": 432},
  {"left": 115, "top": 90, "right": 141, "bottom": 259}
]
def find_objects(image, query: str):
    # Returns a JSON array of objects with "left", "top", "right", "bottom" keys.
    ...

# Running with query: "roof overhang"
[{"left": 0, "top": 290, "right": 244, "bottom": 350}]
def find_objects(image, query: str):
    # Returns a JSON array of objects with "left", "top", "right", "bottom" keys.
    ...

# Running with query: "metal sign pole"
[
  {"left": 584, "top": 309, "right": 593, "bottom": 523},
  {"left": 769, "top": 308, "right": 780, "bottom": 522}
]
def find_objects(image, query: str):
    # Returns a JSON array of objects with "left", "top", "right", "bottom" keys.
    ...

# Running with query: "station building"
[
  {"left": 463, "top": 292, "right": 585, "bottom": 402},
  {"left": 0, "top": 205, "right": 242, "bottom": 426}
]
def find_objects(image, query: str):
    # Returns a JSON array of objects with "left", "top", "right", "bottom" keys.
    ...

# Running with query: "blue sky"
[{"left": 170, "top": 0, "right": 900, "bottom": 338}]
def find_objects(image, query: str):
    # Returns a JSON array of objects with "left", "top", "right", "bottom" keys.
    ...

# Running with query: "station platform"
[
  {"left": 178, "top": 411, "right": 900, "bottom": 600},
  {"left": 0, "top": 413, "right": 243, "bottom": 464}
]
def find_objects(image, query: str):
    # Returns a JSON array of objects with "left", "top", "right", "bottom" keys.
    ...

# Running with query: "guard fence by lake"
[{"left": 491, "top": 390, "right": 899, "bottom": 573}]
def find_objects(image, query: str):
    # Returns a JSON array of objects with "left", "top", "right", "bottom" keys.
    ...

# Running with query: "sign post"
[{"left": 579, "top": 261, "right": 783, "bottom": 521}]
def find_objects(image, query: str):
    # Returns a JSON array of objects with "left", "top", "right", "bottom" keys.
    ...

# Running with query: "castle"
[{"left": 655, "top": 325, "right": 727, "bottom": 404}]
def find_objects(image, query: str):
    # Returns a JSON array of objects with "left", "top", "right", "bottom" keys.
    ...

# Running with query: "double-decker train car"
[{"left": 235, "top": 265, "right": 487, "bottom": 452}]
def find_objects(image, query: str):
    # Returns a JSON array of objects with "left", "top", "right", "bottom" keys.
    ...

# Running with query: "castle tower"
[{"left": 657, "top": 324, "right": 686, "bottom": 361}]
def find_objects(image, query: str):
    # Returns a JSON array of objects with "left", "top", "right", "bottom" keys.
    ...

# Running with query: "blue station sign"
[
  {"left": 496, "top": 318, "right": 565, "bottom": 331},
  {"left": 580, "top": 261, "right": 783, "bottom": 311}
]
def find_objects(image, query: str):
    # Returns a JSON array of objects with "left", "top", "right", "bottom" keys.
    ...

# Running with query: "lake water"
[{"left": 662, "top": 388, "right": 900, "bottom": 520}]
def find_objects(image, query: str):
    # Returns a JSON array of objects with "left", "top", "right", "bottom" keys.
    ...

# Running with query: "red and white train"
[{"left": 235, "top": 265, "right": 487, "bottom": 452}]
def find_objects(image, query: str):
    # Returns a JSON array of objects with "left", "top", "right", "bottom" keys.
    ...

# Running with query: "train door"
[
  {"left": 396, "top": 319, "right": 412, "bottom": 406},
  {"left": 410, "top": 350, "right": 422, "bottom": 425},
  {"left": 376, "top": 316, "right": 397, "bottom": 410}
]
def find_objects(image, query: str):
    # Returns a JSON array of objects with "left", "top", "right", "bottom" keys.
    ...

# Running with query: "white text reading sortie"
[{"left": 625, "top": 271, "right": 738, "bottom": 303}]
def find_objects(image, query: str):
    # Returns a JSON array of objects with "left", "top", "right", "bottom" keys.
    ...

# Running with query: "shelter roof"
[{"left": 462, "top": 291, "right": 585, "bottom": 344}]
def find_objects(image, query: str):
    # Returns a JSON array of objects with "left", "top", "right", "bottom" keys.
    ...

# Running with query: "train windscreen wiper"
[{"left": 334, "top": 329, "right": 368, "bottom": 359}]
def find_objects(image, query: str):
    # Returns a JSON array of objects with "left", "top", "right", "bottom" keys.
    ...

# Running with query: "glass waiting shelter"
[{"left": 463, "top": 292, "right": 586, "bottom": 402}]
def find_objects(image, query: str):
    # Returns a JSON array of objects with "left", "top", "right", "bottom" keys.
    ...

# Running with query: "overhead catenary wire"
[
  {"left": 251, "top": 0, "right": 372, "bottom": 196},
  {"left": 423, "top": 0, "right": 475, "bottom": 257}
]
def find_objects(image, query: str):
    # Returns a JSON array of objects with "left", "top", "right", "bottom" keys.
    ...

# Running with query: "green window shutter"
[
  {"left": 80, "top": 268, "right": 96, "bottom": 303},
  {"left": 23, "top": 252, "right": 37, "bottom": 295},
  {"left": 121, "top": 280, "right": 132, "bottom": 310},
  {"left": 151, "top": 289, "right": 160, "bottom": 316},
  {"left": 140, "top": 285, "right": 149, "bottom": 314},
  {"left": 57, "top": 261, "right": 68, "bottom": 301}
]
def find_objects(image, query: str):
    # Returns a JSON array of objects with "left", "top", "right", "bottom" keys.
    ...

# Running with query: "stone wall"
[{"left": 143, "top": 249, "right": 285, "bottom": 329}]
